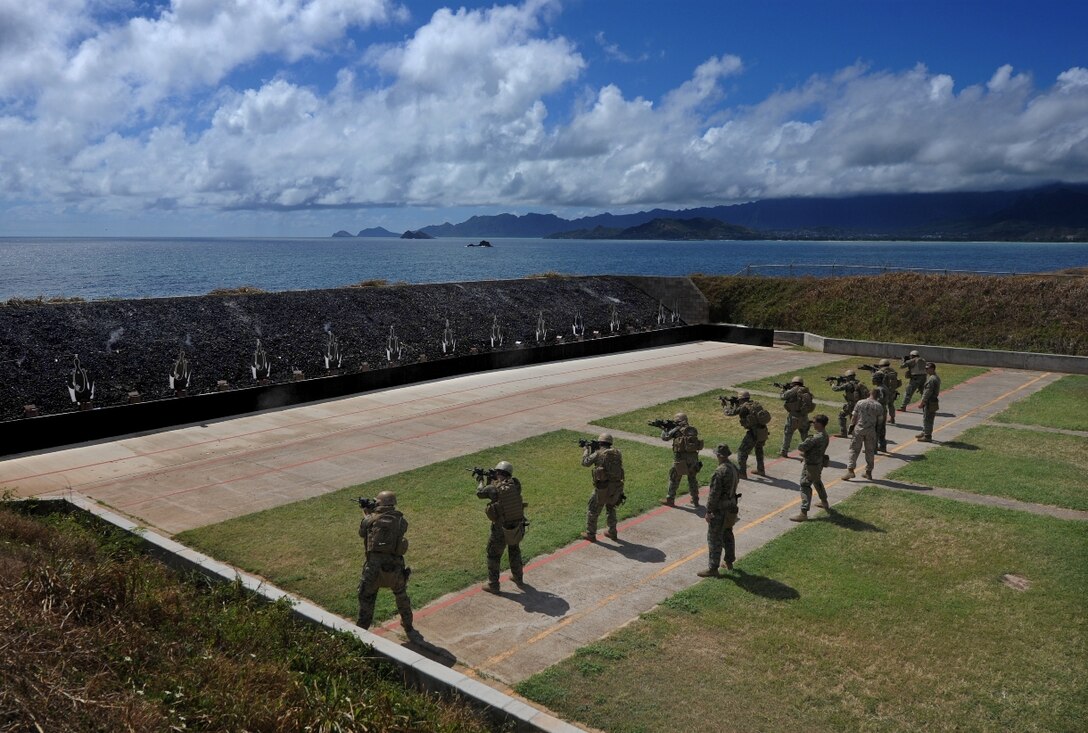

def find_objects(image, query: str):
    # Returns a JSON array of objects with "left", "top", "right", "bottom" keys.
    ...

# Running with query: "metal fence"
[{"left": 734, "top": 264, "right": 1087, "bottom": 278}]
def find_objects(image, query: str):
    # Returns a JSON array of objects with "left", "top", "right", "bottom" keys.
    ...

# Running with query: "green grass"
[
  {"left": 889, "top": 424, "right": 1088, "bottom": 511},
  {"left": 516, "top": 488, "right": 1088, "bottom": 733},
  {"left": 1, "top": 505, "right": 492, "bottom": 732},
  {"left": 735, "top": 356, "right": 989, "bottom": 405},
  {"left": 178, "top": 430, "right": 673, "bottom": 622},
  {"left": 993, "top": 375, "right": 1088, "bottom": 432},
  {"left": 590, "top": 389, "right": 752, "bottom": 450}
]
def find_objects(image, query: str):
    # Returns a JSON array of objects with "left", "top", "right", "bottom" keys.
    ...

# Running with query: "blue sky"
[{"left": 1, "top": 0, "right": 1085, "bottom": 236}]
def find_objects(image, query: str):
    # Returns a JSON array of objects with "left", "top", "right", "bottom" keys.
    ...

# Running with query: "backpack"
[
  {"left": 366, "top": 511, "right": 407, "bottom": 555},
  {"left": 593, "top": 448, "right": 625, "bottom": 484},
  {"left": 798, "top": 388, "right": 815, "bottom": 415},
  {"left": 683, "top": 428, "right": 705, "bottom": 452},
  {"left": 881, "top": 367, "right": 901, "bottom": 391},
  {"left": 751, "top": 401, "right": 772, "bottom": 426}
]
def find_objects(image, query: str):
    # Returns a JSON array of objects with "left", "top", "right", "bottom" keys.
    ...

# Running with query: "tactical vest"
[
  {"left": 365, "top": 510, "right": 408, "bottom": 556},
  {"left": 741, "top": 401, "right": 772, "bottom": 428},
  {"left": 487, "top": 477, "right": 525, "bottom": 524}
]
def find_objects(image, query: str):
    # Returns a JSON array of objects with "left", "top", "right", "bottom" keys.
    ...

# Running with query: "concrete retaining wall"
[
  {"left": 621, "top": 276, "right": 710, "bottom": 324},
  {"left": 777, "top": 330, "right": 1088, "bottom": 374},
  {"left": 23, "top": 495, "right": 581, "bottom": 733}
]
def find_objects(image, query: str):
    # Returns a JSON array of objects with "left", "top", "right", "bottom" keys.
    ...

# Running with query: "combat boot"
[
  {"left": 691, "top": 496, "right": 701, "bottom": 508},
  {"left": 512, "top": 574, "right": 525, "bottom": 587},
  {"left": 917, "top": 435, "right": 931, "bottom": 442},
  {"left": 838, "top": 431, "right": 848, "bottom": 439},
  {"left": 779, "top": 450, "right": 789, "bottom": 458},
  {"left": 789, "top": 511, "right": 807, "bottom": 522},
  {"left": 842, "top": 468, "right": 855, "bottom": 480},
  {"left": 754, "top": 467, "right": 766, "bottom": 477},
  {"left": 738, "top": 468, "right": 748, "bottom": 480},
  {"left": 863, "top": 469, "right": 873, "bottom": 480},
  {"left": 580, "top": 531, "right": 597, "bottom": 542},
  {"left": 818, "top": 499, "right": 831, "bottom": 510},
  {"left": 604, "top": 528, "right": 618, "bottom": 541},
  {"left": 723, "top": 560, "right": 734, "bottom": 571},
  {"left": 696, "top": 567, "right": 721, "bottom": 578},
  {"left": 482, "top": 582, "right": 500, "bottom": 594},
  {"left": 660, "top": 497, "right": 675, "bottom": 507}
]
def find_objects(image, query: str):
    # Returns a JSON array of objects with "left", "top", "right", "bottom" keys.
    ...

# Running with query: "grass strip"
[
  {"left": 179, "top": 430, "right": 674, "bottom": 622},
  {"left": 0, "top": 505, "right": 492, "bottom": 732},
  {"left": 992, "top": 374, "right": 1088, "bottom": 432},
  {"left": 889, "top": 424, "right": 1088, "bottom": 511},
  {"left": 516, "top": 488, "right": 1088, "bottom": 733}
]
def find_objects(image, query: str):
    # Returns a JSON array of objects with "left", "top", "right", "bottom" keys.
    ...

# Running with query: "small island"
[
  {"left": 466, "top": 240, "right": 493, "bottom": 247},
  {"left": 400, "top": 230, "right": 435, "bottom": 239}
]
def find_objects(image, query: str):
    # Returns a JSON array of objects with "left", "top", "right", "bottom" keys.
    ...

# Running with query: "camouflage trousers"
[
  {"left": 707, "top": 511, "right": 739, "bottom": 568},
  {"left": 357, "top": 553, "right": 412, "bottom": 630},
  {"left": 884, "top": 395, "right": 897, "bottom": 424},
  {"left": 922, "top": 402, "right": 938, "bottom": 438},
  {"left": 799, "top": 462, "right": 828, "bottom": 513},
  {"left": 847, "top": 427, "right": 877, "bottom": 472},
  {"left": 586, "top": 492, "right": 618, "bottom": 534},
  {"left": 667, "top": 452, "right": 701, "bottom": 500},
  {"left": 838, "top": 404, "right": 856, "bottom": 436},
  {"left": 486, "top": 522, "right": 523, "bottom": 585},
  {"left": 902, "top": 375, "right": 926, "bottom": 407},
  {"left": 737, "top": 429, "right": 766, "bottom": 473},
  {"left": 877, "top": 416, "right": 888, "bottom": 452},
  {"left": 781, "top": 414, "right": 810, "bottom": 453}
]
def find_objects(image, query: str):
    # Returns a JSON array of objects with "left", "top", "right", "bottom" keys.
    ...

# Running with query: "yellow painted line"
[{"left": 478, "top": 370, "right": 1049, "bottom": 673}]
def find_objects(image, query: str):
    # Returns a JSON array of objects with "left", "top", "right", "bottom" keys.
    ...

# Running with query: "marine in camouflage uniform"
[
  {"left": 357, "top": 491, "right": 414, "bottom": 632},
  {"left": 875, "top": 358, "right": 899, "bottom": 425},
  {"left": 790, "top": 415, "right": 831, "bottom": 522},
  {"left": 831, "top": 370, "right": 869, "bottom": 438},
  {"left": 870, "top": 371, "right": 890, "bottom": 453},
  {"left": 476, "top": 461, "right": 527, "bottom": 593},
  {"left": 843, "top": 391, "right": 884, "bottom": 480},
  {"left": 900, "top": 350, "right": 927, "bottom": 409},
  {"left": 580, "top": 433, "right": 624, "bottom": 542},
  {"left": 696, "top": 444, "right": 740, "bottom": 578},
  {"left": 779, "top": 376, "right": 813, "bottom": 456},
  {"left": 723, "top": 391, "right": 768, "bottom": 479},
  {"left": 917, "top": 363, "right": 942, "bottom": 441},
  {"left": 661, "top": 412, "right": 702, "bottom": 507}
]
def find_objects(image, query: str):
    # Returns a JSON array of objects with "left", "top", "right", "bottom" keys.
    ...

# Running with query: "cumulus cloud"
[{"left": 2, "top": 0, "right": 1088, "bottom": 229}]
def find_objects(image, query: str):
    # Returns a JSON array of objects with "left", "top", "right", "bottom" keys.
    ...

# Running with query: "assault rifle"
[
  {"left": 718, "top": 394, "right": 742, "bottom": 408},
  {"left": 858, "top": 364, "right": 880, "bottom": 373},
  {"left": 648, "top": 418, "right": 678, "bottom": 431},
  {"left": 824, "top": 375, "right": 849, "bottom": 385},
  {"left": 771, "top": 381, "right": 789, "bottom": 390},
  {"left": 354, "top": 497, "right": 378, "bottom": 511},
  {"left": 578, "top": 438, "right": 602, "bottom": 451},
  {"left": 468, "top": 466, "right": 498, "bottom": 482}
]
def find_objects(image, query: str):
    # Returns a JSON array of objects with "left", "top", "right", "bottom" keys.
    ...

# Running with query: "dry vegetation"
[
  {"left": 0, "top": 504, "right": 494, "bottom": 733},
  {"left": 692, "top": 273, "right": 1088, "bottom": 355}
]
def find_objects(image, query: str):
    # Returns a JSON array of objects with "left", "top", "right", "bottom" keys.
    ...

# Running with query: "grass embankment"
[
  {"left": 592, "top": 357, "right": 988, "bottom": 449},
  {"left": 889, "top": 375, "right": 1088, "bottom": 511},
  {"left": 179, "top": 431, "right": 673, "bottom": 623},
  {"left": 992, "top": 374, "right": 1088, "bottom": 431},
  {"left": 692, "top": 273, "right": 1088, "bottom": 356},
  {"left": 0, "top": 505, "right": 492, "bottom": 732},
  {"left": 516, "top": 488, "right": 1088, "bottom": 732}
]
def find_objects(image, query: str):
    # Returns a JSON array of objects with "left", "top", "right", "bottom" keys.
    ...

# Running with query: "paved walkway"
[{"left": 0, "top": 343, "right": 1071, "bottom": 696}]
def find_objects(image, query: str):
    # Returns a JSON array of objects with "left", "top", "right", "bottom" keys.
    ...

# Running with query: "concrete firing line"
[{"left": 395, "top": 368, "right": 1052, "bottom": 683}]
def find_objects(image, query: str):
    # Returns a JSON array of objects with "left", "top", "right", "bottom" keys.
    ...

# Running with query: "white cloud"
[{"left": 2, "top": 0, "right": 1088, "bottom": 231}]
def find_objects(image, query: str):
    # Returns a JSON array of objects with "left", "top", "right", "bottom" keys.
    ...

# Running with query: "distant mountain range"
[{"left": 332, "top": 183, "right": 1088, "bottom": 241}]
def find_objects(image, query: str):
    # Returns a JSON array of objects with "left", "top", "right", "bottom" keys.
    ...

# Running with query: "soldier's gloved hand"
[{"left": 705, "top": 512, "right": 714, "bottom": 523}]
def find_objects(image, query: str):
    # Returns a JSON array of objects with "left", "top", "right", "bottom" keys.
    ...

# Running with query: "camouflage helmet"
[
  {"left": 844, "top": 369, "right": 855, "bottom": 378},
  {"left": 872, "top": 371, "right": 885, "bottom": 383},
  {"left": 909, "top": 350, "right": 920, "bottom": 357},
  {"left": 494, "top": 460, "right": 513, "bottom": 475},
  {"left": 376, "top": 490, "right": 397, "bottom": 507},
  {"left": 878, "top": 358, "right": 891, "bottom": 367},
  {"left": 790, "top": 376, "right": 804, "bottom": 385},
  {"left": 738, "top": 390, "right": 750, "bottom": 400},
  {"left": 674, "top": 412, "right": 688, "bottom": 425},
  {"left": 597, "top": 433, "right": 614, "bottom": 445}
]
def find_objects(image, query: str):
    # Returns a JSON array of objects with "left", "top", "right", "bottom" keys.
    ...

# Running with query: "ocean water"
[{"left": 1, "top": 236, "right": 1086, "bottom": 301}]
